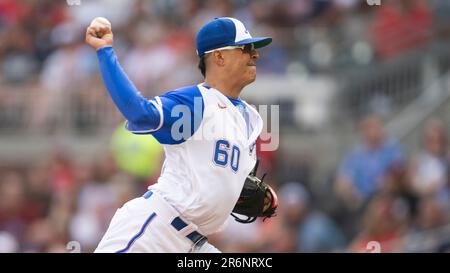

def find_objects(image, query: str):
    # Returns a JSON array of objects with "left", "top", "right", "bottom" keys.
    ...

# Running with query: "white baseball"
[{"left": 89, "top": 17, "right": 111, "bottom": 37}]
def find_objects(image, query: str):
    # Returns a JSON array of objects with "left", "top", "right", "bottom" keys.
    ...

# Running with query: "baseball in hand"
[{"left": 89, "top": 17, "right": 111, "bottom": 38}]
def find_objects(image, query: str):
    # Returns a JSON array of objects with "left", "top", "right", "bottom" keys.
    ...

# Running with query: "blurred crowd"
[
  {"left": 0, "top": 0, "right": 449, "bottom": 131},
  {"left": 0, "top": 0, "right": 448, "bottom": 132},
  {"left": 209, "top": 115, "right": 450, "bottom": 253},
  {"left": 1, "top": 0, "right": 447, "bottom": 84},
  {"left": 1, "top": 0, "right": 450, "bottom": 252}
]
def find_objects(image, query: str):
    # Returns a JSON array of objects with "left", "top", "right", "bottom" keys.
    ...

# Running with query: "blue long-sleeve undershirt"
[{"left": 96, "top": 46, "right": 160, "bottom": 131}]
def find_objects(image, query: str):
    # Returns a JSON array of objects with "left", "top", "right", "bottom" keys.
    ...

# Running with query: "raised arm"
[{"left": 85, "top": 19, "right": 161, "bottom": 131}]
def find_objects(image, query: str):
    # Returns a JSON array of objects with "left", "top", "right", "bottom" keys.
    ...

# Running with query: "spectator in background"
[
  {"left": 30, "top": 22, "right": 96, "bottom": 132},
  {"left": 280, "top": 182, "right": 346, "bottom": 252},
  {"left": 415, "top": 195, "right": 449, "bottom": 231},
  {"left": 432, "top": 0, "right": 450, "bottom": 39},
  {"left": 0, "top": 171, "right": 41, "bottom": 248},
  {"left": 207, "top": 215, "right": 266, "bottom": 253},
  {"left": 335, "top": 115, "right": 404, "bottom": 210},
  {"left": 251, "top": 182, "right": 346, "bottom": 252},
  {"left": 69, "top": 154, "right": 120, "bottom": 252},
  {"left": 47, "top": 150, "right": 77, "bottom": 195},
  {"left": 380, "top": 164, "right": 420, "bottom": 222},
  {"left": 0, "top": 1, "right": 68, "bottom": 83},
  {"left": 23, "top": 218, "right": 66, "bottom": 252},
  {"left": 0, "top": 0, "right": 33, "bottom": 26},
  {"left": 349, "top": 194, "right": 410, "bottom": 253},
  {"left": 26, "top": 162, "right": 53, "bottom": 219},
  {"left": 0, "top": 24, "right": 38, "bottom": 84},
  {"left": 252, "top": 32, "right": 289, "bottom": 75},
  {"left": 409, "top": 118, "right": 448, "bottom": 197},
  {"left": 401, "top": 195, "right": 449, "bottom": 252},
  {"left": 190, "top": 0, "right": 237, "bottom": 32},
  {"left": 370, "top": 0, "right": 433, "bottom": 60},
  {"left": 122, "top": 20, "right": 182, "bottom": 95}
]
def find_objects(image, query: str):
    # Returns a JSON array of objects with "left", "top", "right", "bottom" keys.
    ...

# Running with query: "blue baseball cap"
[{"left": 196, "top": 17, "right": 272, "bottom": 57}]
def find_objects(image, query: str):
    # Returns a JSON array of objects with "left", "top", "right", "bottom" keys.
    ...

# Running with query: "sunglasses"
[{"left": 204, "top": 43, "right": 255, "bottom": 54}]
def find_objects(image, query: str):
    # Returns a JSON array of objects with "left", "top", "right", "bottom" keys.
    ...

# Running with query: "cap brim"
[{"left": 234, "top": 37, "right": 272, "bottom": 49}]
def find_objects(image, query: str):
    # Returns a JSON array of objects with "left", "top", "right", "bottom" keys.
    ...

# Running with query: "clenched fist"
[{"left": 85, "top": 17, "right": 113, "bottom": 50}]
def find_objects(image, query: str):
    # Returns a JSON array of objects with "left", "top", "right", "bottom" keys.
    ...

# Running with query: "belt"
[
  {"left": 171, "top": 216, "right": 208, "bottom": 249},
  {"left": 143, "top": 191, "right": 207, "bottom": 248}
]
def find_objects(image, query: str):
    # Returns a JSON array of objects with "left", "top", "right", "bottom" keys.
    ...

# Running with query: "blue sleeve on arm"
[
  {"left": 96, "top": 46, "right": 161, "bottom": 132},
  {"left": 151, "top": 86, "right": 204, "bottom": 145}
]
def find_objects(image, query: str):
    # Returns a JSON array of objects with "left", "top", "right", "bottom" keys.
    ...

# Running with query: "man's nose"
[{"left": 251, "top": 50, "right": 260, "bottom": 60}]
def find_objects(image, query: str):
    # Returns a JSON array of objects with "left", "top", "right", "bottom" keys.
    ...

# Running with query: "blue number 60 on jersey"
[{"left": 213, "top": 139, "right": 240, "bottom": 173}]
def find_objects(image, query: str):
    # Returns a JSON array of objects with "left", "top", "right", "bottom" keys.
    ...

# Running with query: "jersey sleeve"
[
  {"left": 150, "top": 86, "right": 204, "bottom": 145},
  {"left": 124, "top": 96, "right": 164, "bottom": 133}
]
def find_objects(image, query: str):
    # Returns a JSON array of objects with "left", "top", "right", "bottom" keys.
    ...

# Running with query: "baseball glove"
[{"left": 231, "top": 160, "right": 278, "bottom": 223}]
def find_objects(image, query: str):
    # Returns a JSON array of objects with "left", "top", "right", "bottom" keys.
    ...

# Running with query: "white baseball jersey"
[
  {"left": 95, "top": 83, "right": 262, "bottom": 252},
  {"left": 149, "top": 84, "right": 262, "bottom": 235}
]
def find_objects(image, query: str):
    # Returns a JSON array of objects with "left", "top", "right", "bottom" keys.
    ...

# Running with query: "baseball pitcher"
[{"left": 85, "top": 17, "right": 278, "bottom": 253}]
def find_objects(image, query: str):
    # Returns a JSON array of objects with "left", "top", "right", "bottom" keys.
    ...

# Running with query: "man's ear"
[{"left": 212, "top": 51, "right": 225, "bottom": 66}]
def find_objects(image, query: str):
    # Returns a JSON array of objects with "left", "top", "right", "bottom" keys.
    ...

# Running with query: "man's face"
[
  {"left": 222, "top": 44, "right": 260, "bottom": 85},
  {"left": 360, "top": 116, "right": 384, "bottom": 149}
]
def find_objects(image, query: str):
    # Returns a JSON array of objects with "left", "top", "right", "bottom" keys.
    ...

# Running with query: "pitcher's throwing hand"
[{"left": 85, "top": 17, "right": 113, "bottom": 50}]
